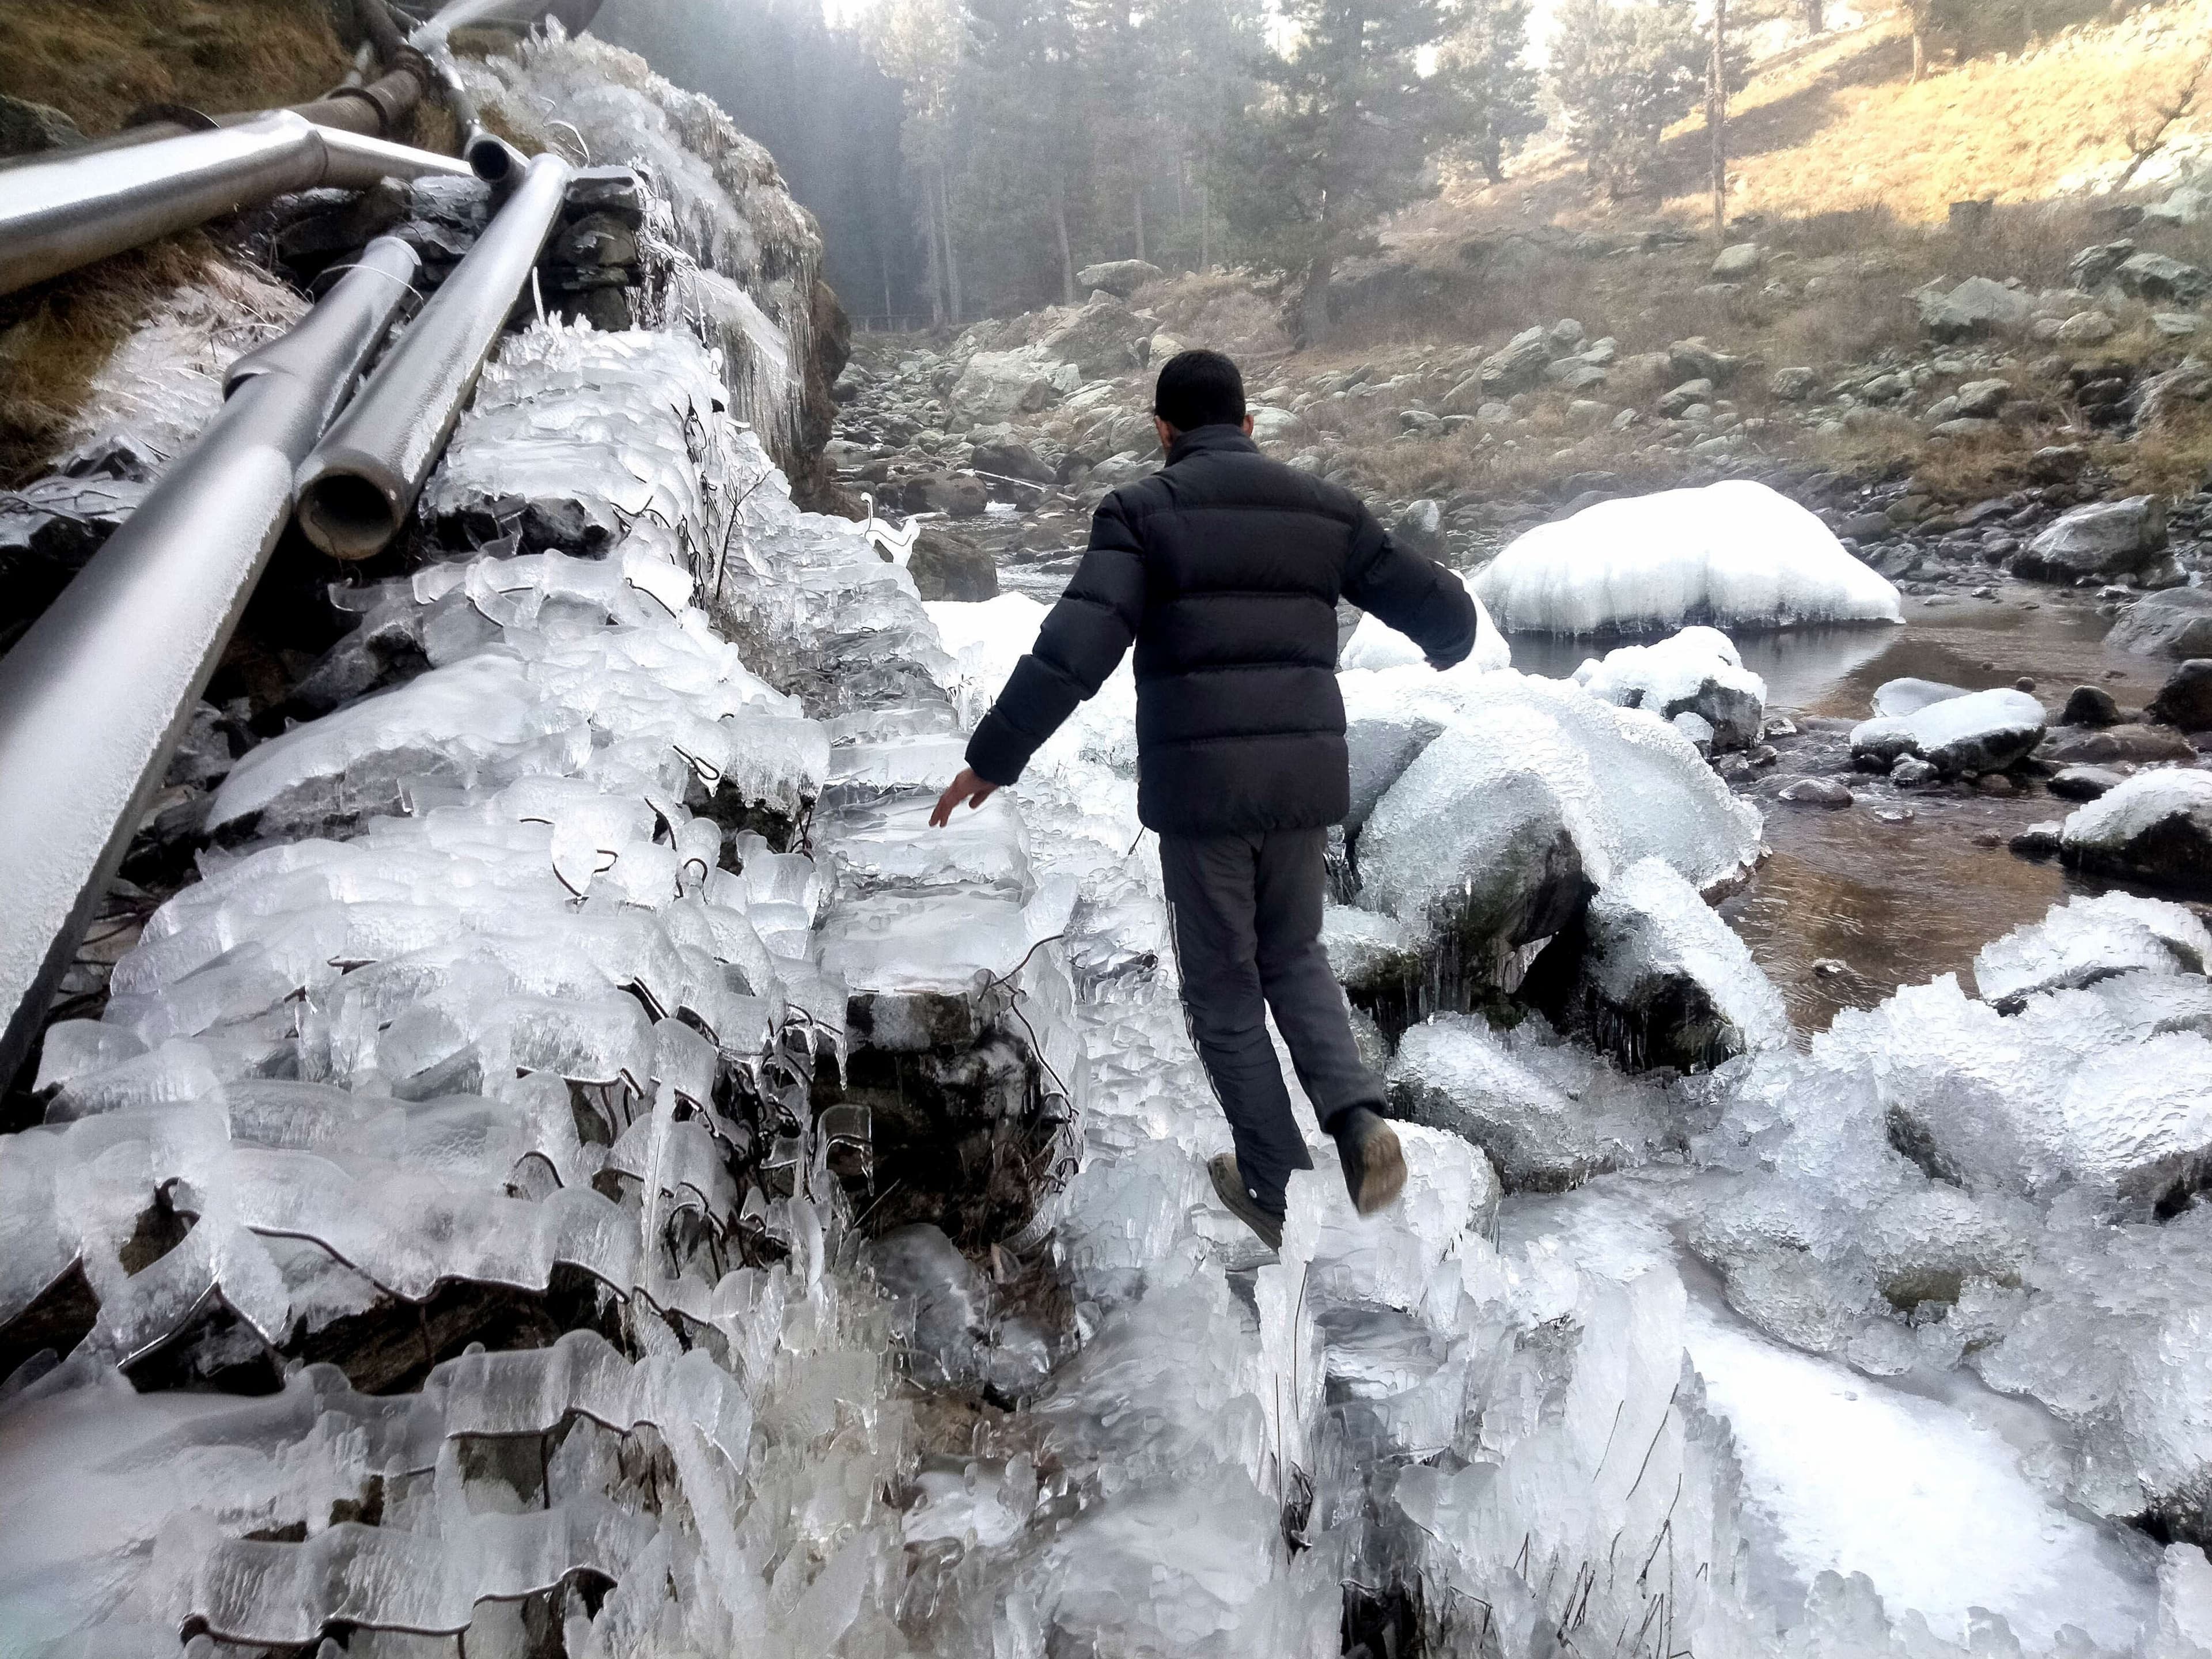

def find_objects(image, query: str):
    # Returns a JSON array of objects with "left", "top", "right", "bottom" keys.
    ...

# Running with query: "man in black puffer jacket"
[{"left": 931, "top": 350, "right": 1479, "bottom": 1250}]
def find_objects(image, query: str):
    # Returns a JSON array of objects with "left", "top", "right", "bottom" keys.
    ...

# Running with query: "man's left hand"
[{"left": 930, "top": 768, "right": 998, "bottom": 827}]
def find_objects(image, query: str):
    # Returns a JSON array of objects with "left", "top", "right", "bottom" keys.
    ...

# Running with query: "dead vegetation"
[
  {"left": 0, "top": 237, "right": 227, "bottom": 484},
  {"left": 0, "top": 0, "right": 353, "bottom": 137}
]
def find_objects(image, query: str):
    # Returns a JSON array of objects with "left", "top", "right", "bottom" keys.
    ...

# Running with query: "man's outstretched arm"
[
  {"left": 931, "top": 495, "right": 1145, "bottom": 826},
  {"left": 1339, "top": 505, "right": 1479, "bottom": 669}
]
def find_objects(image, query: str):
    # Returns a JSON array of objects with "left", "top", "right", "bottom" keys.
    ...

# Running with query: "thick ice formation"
[
  {"left": 1974, "top": 892, "right": 2212, "bottom": 1009},
  {"left": 1573, "top": 624, "right": 1769, "bottom": 751},
  {"left": 462, "top": 28, "right": 823, "bottom": 468},
  {"left": 1571, "top": 855, "right": 1792, "bottom": 1069},
  {"left": 1350, "top": 670, "right": 1763, "bottom": 979},
  {"left": 1389, "top": 1012, "right": 1675, "bottom": 1190},
  {"left": 1472, "top": 479, "right": 1906, "bottom": 636},
  {"left": 1339, "top": 570, "right": 1513, "bottom": 673}
]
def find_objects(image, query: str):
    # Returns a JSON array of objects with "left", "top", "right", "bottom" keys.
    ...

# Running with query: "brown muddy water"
[{"left": 1516, "top": 585, "right": 2200, "bottom": 1031}]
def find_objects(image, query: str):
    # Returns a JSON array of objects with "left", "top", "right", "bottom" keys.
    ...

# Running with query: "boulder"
[
  {"left": 1668, "top": 338, "right": 1742, "bottom": 383},
  {"left": 1955, "top": 379, "right": 2013, "bottom": 418},
  {"left": 1073, "top": 259, "right": 1164, "bottom": 298},
  {"left": 1479, "top": 327, "right": 1554, "bottom": 395},
  {"left": 2117, "top": 252, "right": 2212, "bottom": 305},
  {"left": 968, "top": 441, "right": 1055, "bottom": 486},
  {"left": 2037, "top": 724, "right": 2202, "bottom": 766},
  {"left": 1321, "top": 904, "right": 1427, "bottom": 1001},
  {"left": 1390, "top": 499, "right": 1446, "bottom": 561},
  {"left": 2150, "top": 661, "right": 2212, "bottom": 732},
  {"left": 1659, "top": 378, "right": 1716, "bottom": 417},
  {"left": 1711, "top": 243, "right": 1764, "bottom": 280},
  {"left": 2069, "top": 240, "right": 2138, "bottom": 290},
  {"left": 2016, "top": 496, "right": 2168, "bottom": 580},
  {"left": 0, "top": 95, "right": 84, "bottom": 158},
  {"left": 1037, "top": 294, "right": 1151, "bottom": 380},
  {"left": 1770, "top": 366, "right": 1820, "bottom": 402},
  {"left": 1248, "top": 405, "right": 1301, "bottom": 445},
  {"left": 1919, "top": 278, "right": 2033, "bottom": 340},
  {"left": 2050, "top": 765, "right": 2126, "bottom": 801},
  {"left": 2056, "top": 312, "right": 2117, "bottom": 344},
  {"left": 906, "top": 474, "right": 988, "bottom": 517},
  {"left": 2110, "top": 589, "right": 2212, "bottom": 660},
  {"left": 949, "top": 350, "right": 1066, "bottom": 422},
  {"left": 1548, "top": 857, "right": 1790, "bottom": 1072},
  {"left": 2138, "top": 355, "right": 2212, "bottom": 429},
  {"left": 2060, "top": 684, "right": 2123, "bottom": 728},
  {"left": 1850, "top": 687, "right": 2047, "bottom": 777},
  {"left": 1779, "top": 778, "right": 1854, "bottom": 808},
  {"left": 2062, "top": 768, "right": 2212, "bottom": 892},
  {"left": 907, "top": 526, "right": 998, "bottom": 601}
]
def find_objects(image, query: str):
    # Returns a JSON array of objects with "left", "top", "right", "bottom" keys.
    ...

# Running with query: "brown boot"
[
  {"left": 1332, "top": 1107, "right": 1406, "bottom": 1215},
  {"left": 1207, "top": 1153, "right": 1285, "bottom": 1252}
]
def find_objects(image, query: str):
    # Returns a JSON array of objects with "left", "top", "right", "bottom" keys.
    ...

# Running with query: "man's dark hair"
[{"left": 1153, "top": 349, "right": 1246, "bottom": 433}]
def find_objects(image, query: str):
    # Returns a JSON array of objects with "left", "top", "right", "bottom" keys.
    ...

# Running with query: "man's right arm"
[
  {"left": 1340, "top": 504, "right": 1479, "bottom": 668},
  {"left": 964, "top": 494, "right": 1146, "bottom": 786}
]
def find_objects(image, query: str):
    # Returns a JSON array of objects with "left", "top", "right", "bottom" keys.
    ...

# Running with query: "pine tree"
[
  {"left": 1548, "top": 0, "right": 1707, "bottom": 199},
  {"left": 1445, "top": 0, "right": 1542, "bottom": 185},
  {"left": 1219, "top": 0, "right": 1481, "bottom": 344}
]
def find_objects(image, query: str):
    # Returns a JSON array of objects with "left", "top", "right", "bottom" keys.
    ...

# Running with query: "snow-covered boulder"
[
  {"left": 1572, "top": 626, "right": 1767, "bottom": 751},
  {"left": 1472, "top": 480, "right": 1904, "bottom": 637},
  {"left": 1387, "top": 1012, "right": 1672, "bottom": 1190},
  {"left": 1350, "top": 672, "right": 1764, "bottom": 982},
  {"left": 2062, "top": 768, "right": 2212, "bottom": 892},
  {"left": 1556, "top": 857, "right": 1790, "bottom": 1071},
  {"left": 1339, "top": 573, "right": 1510, "bottom": 673},
  {"left": 1320, "top": 904, "right": 1427, "bottom": 1000},
  {"left": 1850, "top": 687, "right": 2047, "bottom": 777},
  {"left": 1974, "top": 892, "right": 2212, "bottom": 1011}
]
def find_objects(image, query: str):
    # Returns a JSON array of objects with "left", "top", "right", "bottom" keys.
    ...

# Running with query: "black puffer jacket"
[{"left": 965, "top": 425, "right": 1479, "bottom": 836}]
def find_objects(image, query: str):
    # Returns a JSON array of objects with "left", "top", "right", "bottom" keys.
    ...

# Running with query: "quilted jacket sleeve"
[
  {"left": 1339, "top": 504, "right": 1480, "bottom": 668},
  {"left": 965, "top": 493, "right": 1146, "bottom": 785}
]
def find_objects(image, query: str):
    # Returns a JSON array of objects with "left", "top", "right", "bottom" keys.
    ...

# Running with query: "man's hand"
[{"left": 929, "top": 767, "right": 999, "bottom": 827}]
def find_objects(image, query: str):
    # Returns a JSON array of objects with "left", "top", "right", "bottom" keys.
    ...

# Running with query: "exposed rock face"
[
  {"left": 1919, "top": 277, "right": 2033, "bottom": 339},
  {"left": 1074, "top": 259, "right": 1164, "bottom": 297},
  {"left": 1037, "top": 294, "right": 1152, "bottom": 380},
  {"left": 2112, "top": 589, "right": 2212, "bottom": 660},
  {"left": 2016, "top": 496, "right": 2168, "bottom": 579},
  {"left": 2118, "top": 252, "right": 2212, "bottom": 305},
  {"left": 950, "top": 349, "right": 1071, "bottom": 422}
]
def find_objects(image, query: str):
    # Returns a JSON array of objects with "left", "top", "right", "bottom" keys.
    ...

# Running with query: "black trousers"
[{"left": 1159, "top": 827, "right": 1386, "bottom": 1213}]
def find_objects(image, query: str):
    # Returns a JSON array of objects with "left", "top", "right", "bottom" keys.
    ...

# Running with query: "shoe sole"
[
  {"left": 1207, "top": 1154, "right": 1283, "bottom": 1252},
  {"left": 1349, "top": 1126, "right": 1407, "bottom": 1215}
]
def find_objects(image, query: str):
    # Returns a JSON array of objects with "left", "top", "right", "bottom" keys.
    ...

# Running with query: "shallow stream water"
[{"left": 1479, "top": 588, "right": 2199, "bottom": 1030}]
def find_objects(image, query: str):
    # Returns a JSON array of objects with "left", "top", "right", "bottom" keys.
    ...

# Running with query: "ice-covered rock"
[
  {"left": 1388, "top": 1012, "right": 1674, "bottom": 1190},
  {"left": 1320, "top": 903, "right": 1427, "bottom": 1000},
  {"left": 1871, "top": 676, "right": 1969, "bottom": 718},
  {"left": 1338, "top": 571, "right": 1511, "bottom": 673},
  {"left": 2063, "top": 768, "right": 2212, "bottom": 891},
  {"left": 1473, "top": 480, "right": 1905, "bottom": 636},
  {"left": 1551, "top": 857, "right": 1791, "bottom": 1070},
  {"left": 1974, "top": 893, "right": 2212, "bottom": 1010},
  {"left": 1350, "top": 673, "right": 1763, "bottom": 983},
  {"left": 1850, "top": 687, "right": 2047, "bottom": 777},
  {"left": 1572, "top": 625, "right": 1768, "bottom": 751}
]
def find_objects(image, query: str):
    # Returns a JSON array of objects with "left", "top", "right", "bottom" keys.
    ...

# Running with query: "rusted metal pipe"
[
  {"left": 0, "top": 237, "right": 423, "bottom": 1092},
  {"left": 295, "top": 151, "right": 572, "bottom": 560},
  {"left": 0, "top": 112, "right": 471, "bottom": 300}
]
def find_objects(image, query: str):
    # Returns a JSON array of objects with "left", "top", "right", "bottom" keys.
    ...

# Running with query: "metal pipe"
[
  {"left": 0, "top": 112, "right": 470, "bottom": 300},
  {"left": 296, "top": 152, "right": 571, "bottom": 560},
  {"left": 0, "top": 237, "right": 423, "bottom": 1092},
  {"left": 412, "top": 43, "right": 524, "bottom": 187}
]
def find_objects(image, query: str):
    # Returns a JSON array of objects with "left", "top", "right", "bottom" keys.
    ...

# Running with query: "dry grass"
[
  {"left": 0, "top": 0, "right": 352, "bottom": 136},
  {"left": 0, "top": 237, "right": 226, "bottom": 484}
]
